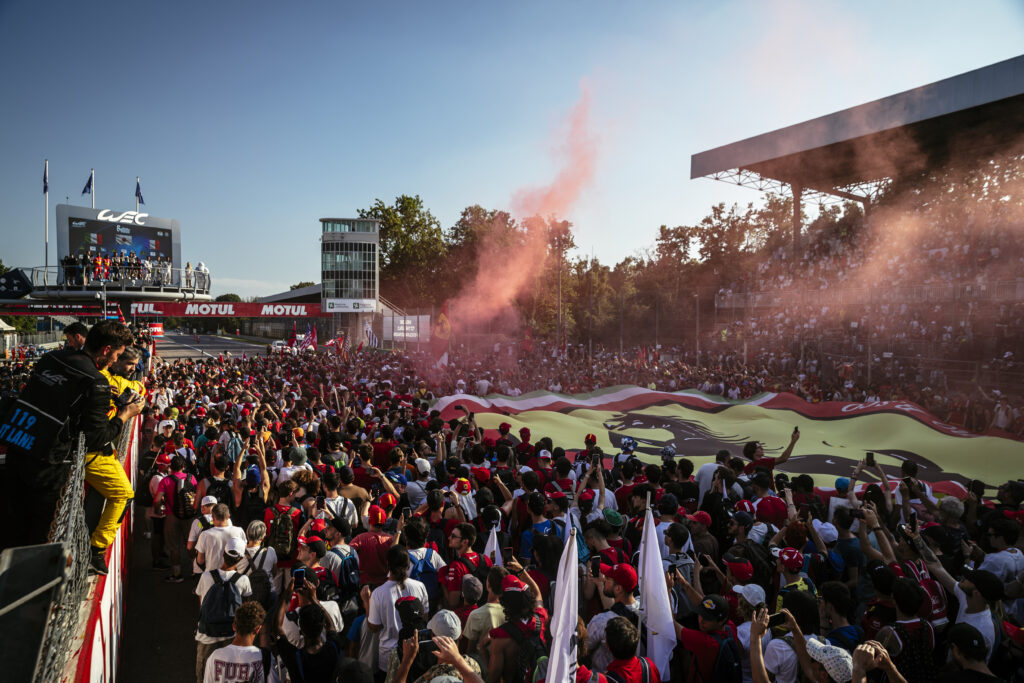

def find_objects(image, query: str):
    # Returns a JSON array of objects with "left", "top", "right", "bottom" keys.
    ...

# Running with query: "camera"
[{"left": 115, "top": 388, "right": 139, "bottom": 407}]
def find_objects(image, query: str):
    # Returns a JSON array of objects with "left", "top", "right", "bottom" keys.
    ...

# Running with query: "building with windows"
[{"left": 320, "top": 217, "right": 380, "bottom": 338}]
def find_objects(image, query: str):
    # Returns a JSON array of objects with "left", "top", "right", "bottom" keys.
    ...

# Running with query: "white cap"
[
  {"left": 201, "top": 495, "right": 218, "bottom": 507},
  {"left": 225, "top": 537, "right": 246, "bottom": 558},
  {"left": 733, "top": 583, "right": 766, "bottom": 607},
  {"left": 427, "top": 609, "right": 462, "bottom": 639},
  {"left": 538, "top": 449, "right": 552, "bottom": 459},
  {"left": 813, "top": 519, "right": 839, "bottom": 544},
  {"left": 415, "top": 458, "right": 432, "bottom": 474}
]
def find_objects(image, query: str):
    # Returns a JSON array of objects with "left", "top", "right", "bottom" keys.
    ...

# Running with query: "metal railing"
[
  {"left": 34, "top": 419, "right": 135, "bottom": 681},
  {"left": 25, "top": 265, "right": 211, "bottom": 295},
  {"left": 715, "top": 278, "right": 1024, "bottom": 308}
]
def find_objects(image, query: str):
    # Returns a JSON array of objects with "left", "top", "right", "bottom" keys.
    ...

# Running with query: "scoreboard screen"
[{"left": 67, "top": 218, "right": 174, "bottom": 262}]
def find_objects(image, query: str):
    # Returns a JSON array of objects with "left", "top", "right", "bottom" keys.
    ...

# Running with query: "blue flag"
[
  {"left": 82, "top": 174, "right": 92, "bottom": 195},
  {"left": 135, "top": 180, "right": 144, "bottom": 205},
  {"left": 43, "top": 165, "right": 48, "bottom": 194}
]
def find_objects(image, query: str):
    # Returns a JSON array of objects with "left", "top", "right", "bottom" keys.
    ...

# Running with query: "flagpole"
[
  {"left": 135, "top": 176, "right": 140, "bottom": 212},
  {"left": 44, "top": 159, "right": 49, "bottom": 280},
  {"left": 91, "top": 169, "right": 95, "bottom": 209}
]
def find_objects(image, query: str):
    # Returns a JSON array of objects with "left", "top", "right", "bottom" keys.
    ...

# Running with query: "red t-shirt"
[
  {"left": 445, "top": 551, "right": 492, "bottom": 588},
  {"left": 678, "top": 625, "right": 737, "bottom": 683},
  {"left": 743, "top": 457, "right": 777, "bottom": 475},
  {"left": 489, "top": 607, "right": 550, "bottom": 641},
  {"left": 539, "top": 665, "right": 605, "bottom": 683},
  {"left": 754, "top": 495, "right": 787, "bottom": 527},
  {"left": 157, "top": 471, "right": 197, "bottom": 512},
  {"left": 348, "top": 530, "right": 393, "bottom": 587},
  {"left": 615, "top": 483, "right": 636, "bottom": 511},
  {"left": 605, "top": 657, "right": 661, "bottom": 683},
  {"left": 544, "top": 478, "right": 574, "bottom": 497},
  {"left": 263, "top": 503, "right": 301, "bottom": 566},
  {"left": 371, "top": 439, "right": 398, "bottom": 470}
]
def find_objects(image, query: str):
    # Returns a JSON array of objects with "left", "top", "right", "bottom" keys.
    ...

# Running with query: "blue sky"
[{"left": 2, "top": 1, "right": 1023, "bottom": 298}]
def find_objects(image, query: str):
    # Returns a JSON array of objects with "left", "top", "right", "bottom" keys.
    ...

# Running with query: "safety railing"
[
  {"left": 25, "top": 265, "right": 211, "bottom": 295},
  {"left": 715, "top": 278, "right": 1024, "bottom": 308}
]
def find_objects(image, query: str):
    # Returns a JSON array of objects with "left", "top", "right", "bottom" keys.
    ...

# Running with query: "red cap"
[
  {"left": 723, "top": 557, "right": 755, "bottom": 582},
  {"left": 585, "top": 433, "right": 597, "bottom": 445},
  {"left": 502, "top": 574, "right": 527, "bottom": 593},
  {"left": 483, "top": 436, "right": 497, "bottom": 448},
  {"left": 368, "top": 505, "right": 388, "bottom": 527},
  {"left": 297, "top": 535, "right": 323, "bottom": 547},
  {"left": 1003, "top": 620, "right": 1024, "bottom": 647},
  {"left": 241, "top": 408, "right": 250, "bottom": 417},
  {"left": 777, "top": 547, "right": 804, "bottom": 571},
  {"left": 454, "top": 478, "right": 472, "bottom": 494},
  {"left": 548, "top": 491, "right": 567, "bottom": 501},
  {"left": 499, "top": 422, "right": 511, "bottom": 434},
  {"left": 473, "top": 468, "right": 491, "bottom": 484},
  {"left": 195, "top": 406, "right": 206, "bottom": 417},
  {"left": 600, "top": 563, "right": 638, "bottom": 591},
  {"left": 519, "top": 427, "right": 531, "bottom": 438},
  {"left": 155, "top": 453, "right": 172, "bottom": 468},
  {"left": 686, "top": 511, "right": 712, "bottom": 527},
  {"left": 378, "top": 493, "right": 398, "bottom": 509},
  {"left": 310, "top": 519, "right": 327, "bottom": 534},
  {"left": 735, "top": 499, "right": 755, "bottom": 514},
  {"left": 578, "top": 489, "right": 596, "bottom": 503}
]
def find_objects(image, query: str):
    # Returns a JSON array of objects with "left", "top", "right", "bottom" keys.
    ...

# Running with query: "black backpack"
[
  {"left": 501, "top": 618, "right": 549, "bottom": 683},
  {"left": 205, "top": 477, "right": 232, "bottom": 506},
  {"left": 244, "top": 548, "right": 274, "bottom": 610},
  {"left": 704, "top": 631, "right": 742, "bottom": 683},
  {"left": 267, "top": 507, "right": 297, "bottom": 559},
  {"left": 198, "top": 571, "right": 244, "bottom": 638},
  {"left": 172, "top": 474, "right": 198, "bottom": 520}
]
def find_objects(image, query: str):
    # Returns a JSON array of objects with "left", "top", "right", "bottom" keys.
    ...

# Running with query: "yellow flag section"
[{"left": 434, "top": 386, "right": 1024, "bottom": 494}]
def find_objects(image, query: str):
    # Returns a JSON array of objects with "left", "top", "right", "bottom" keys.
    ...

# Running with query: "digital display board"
[{"left": 67, "top": 218, "right": 173, "bottom": 262}]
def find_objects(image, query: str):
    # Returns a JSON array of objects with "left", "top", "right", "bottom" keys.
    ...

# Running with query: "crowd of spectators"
[{"left": 58, "top": 252, "right": 210, "bottom": 289}]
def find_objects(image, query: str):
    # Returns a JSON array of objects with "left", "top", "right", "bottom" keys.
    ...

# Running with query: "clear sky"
[{"left": 2, "top": 1, "right": 1023, "bottom": 298}]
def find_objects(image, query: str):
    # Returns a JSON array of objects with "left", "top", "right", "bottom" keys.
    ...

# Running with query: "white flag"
[
  {"left": 639, "top": 507, "right": 676, "bottom": 674},
  {"left": 546, "top": 527, "right": 579, "bottom": 683},
  {"left": 484, "top": 525, "right": 503, "bottom": 567}
]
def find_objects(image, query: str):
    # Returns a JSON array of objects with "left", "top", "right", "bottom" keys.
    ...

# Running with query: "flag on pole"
[
  {"left": 364, "top": 321, "right": 379, "bottom": 348},
  {"left": 43, "top": 164, "right": 48, "bottom": 194},
  {"left": 82, "top": 173, "right": 92, "bottom": 195},
  {"left": 135, "top": 179, "right": 145, "bottom": 205},
  {"left": 287, "top": 321, "right": 297, "bottom": 348},
  {"left": 324, "top": 338, "right": 336, "bottom": 346},
  {"left": 308, "top": 325, "right": 317, "bottom": 351},
  {"left": 483, "top": 526, "right": 503, "bottom": 567},
  {"left": 546, "top": 527, "right": 580, "bottom": 683},
  {"left": 639, "top": 505, "right": 676, "bottom": 674}
]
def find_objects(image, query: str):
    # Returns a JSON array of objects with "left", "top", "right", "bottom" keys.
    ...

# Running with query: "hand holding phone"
[
  {"left": 502, "top": 547, "right": 514, "bottom": 564},
  {"left": 293, "top": 567, "right": 306, "bottom": 590},
  {"left": 767, "top": 612, "right": 787, "bottom": 629},
  {"left": 590, "top": 556, "right": 602, "bottom": 578},
  {"left": 866, "top": 451, "right": 876, "bottom": 467}
]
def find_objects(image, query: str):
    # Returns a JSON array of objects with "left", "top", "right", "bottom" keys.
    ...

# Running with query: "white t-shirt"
[
  {"left": 408, "top": 546, "right": 446, "bottom": 572},
  {"left": 195, "top": 570, "right": 253, "bottom": 645},
  {"left": 694, "top": 462, "right": 721, "bottom": 506},
  {"left": 203, "top": 643, "right": 280, "bottom": 683},
  {"left": 952, "top": 584, "right": 996, "bottom": 662},
  {"left": 737, "top": 621, "right": 772, "bottom": 683},
  {"left": 764, "top": 637, "right": 798, "bottom": 683},
  {"left": 979, "top": 547, "right": 1024, "bottom": 583},
  {"left": 325, "top": 495, "right": 358, "bottom": 527},
  {"left": 367, "top": 578, "right": 429, "bottom": 671},
  {"left": 280, "top": 601, "right": 344, "bottom": 648},
  {"left": 236, "top": 546, "right": 278, "bottom": 577},
  {"left": 195, "top": 526, "right": 248, "bottom": 572}
]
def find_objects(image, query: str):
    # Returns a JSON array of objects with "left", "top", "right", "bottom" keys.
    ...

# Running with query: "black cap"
[
  {"left": 947, "top": 622, "right": 988, "bottom": 661},
  {"left": 964, "top": 568, "right": 1004, "bottom": 603},
  {"left": 697, "top": 594, "right": 729, "bottom": 621}
]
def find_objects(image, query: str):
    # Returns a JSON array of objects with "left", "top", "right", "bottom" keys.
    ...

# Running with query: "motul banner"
[{"left": 129, "top": 302, "right": 325, "bottom": 317}]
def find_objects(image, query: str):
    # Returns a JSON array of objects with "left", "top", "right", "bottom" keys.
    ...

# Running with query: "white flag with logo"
[
  {"left": 546, "top": 527, "right": 579, "bottom": 683},
  {"left": 484, "top": 525, "right": 503, "bottom": 567},
  {"left": 640, "top": 506, "right": 676, "bottom": 674}
]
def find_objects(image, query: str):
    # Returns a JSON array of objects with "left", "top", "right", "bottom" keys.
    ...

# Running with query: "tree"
[
  {"left": 289, "top": 281, "right": 315, "bottom": 291},
  {"left": 358, "top": 195, "right": 446, "bottom": 307}
]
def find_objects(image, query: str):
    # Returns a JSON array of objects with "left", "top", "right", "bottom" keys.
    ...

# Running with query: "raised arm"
[{"left": 775, "top": 428, "right": 800, "bottom": 466}]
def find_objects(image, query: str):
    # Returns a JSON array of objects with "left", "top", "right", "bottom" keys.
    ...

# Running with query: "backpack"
[
  {"left": 550, "top": 516, "right": 590, "bottom": 564},
  {"left": 605, "top": 657, "right": 654, "bottom": 683},
  {"left": 502, "top": 618, "right": 549, "bottom": 683},
  {"left": 204, "top": 477, "right": 232, "bottom": 506},
  {"left": 898, "top": 560, "right": 948, "bottom": 627},
  {"left": 244, "top": 548, "right": 274, "bottom": 610},
  {"left": 198, "top": 571, "right": 244, "bottom": 638},
  {"left": 548, "top": 480, "right": 574, "bottom": 505},
  {"left": 703, "top": 631, "right": 742, "bottom": 683},
  {"left": 316, "top": 567, "right": 342, "bottom": 603},
  {"left": 732, "top": 539, "right": 774, "bottom": 590},
  {"left": 456, "top": 554, "right": 492, "bottom": 588},
  {"left": 136, "top": 460, "right": 158, "bottom": 507},
  {"left": 226, "top": 435, "right": 245, "bottom": 463},
  {"left": 267, "top": 507, "right": 297, "bottom": 559},
  {"left": 409, "top": 548, "right": 441, "bottom": 606},
  {"left": 172, "top": 474, "right": 198, "bottom": 520},
  {"left": 892, "top": 621, "right": 936, "bottom": 683},
  {"left": 329, "top": 546, "right": 361, "bottom": 602}
]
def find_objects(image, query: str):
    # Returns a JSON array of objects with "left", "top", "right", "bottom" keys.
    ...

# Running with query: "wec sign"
[
  {"left": 129, "top": 302, "right": 324, "bottom": 318},
  {"left": 97, "top": 209, "right": 148, "bottom": 225}
]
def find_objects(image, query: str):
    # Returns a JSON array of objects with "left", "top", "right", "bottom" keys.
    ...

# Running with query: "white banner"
[{"left": 546, "top": 528, "right": 579, "bottom": 683}]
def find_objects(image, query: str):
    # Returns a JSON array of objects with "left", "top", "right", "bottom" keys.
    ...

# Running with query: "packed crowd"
[{"left": 58, "top": 252, "right": 210, "bottom": 289}]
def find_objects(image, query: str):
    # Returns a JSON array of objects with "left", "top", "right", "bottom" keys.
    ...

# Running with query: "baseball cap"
[
  {"left": 774, "top": 547, "right": 805, "bottom": 572},
  {"left": 538, "top": 449, "right": 552, "bottom": 460},
  {"left": 155, "top": 453, "right": 172, "bottom": 468},
  {"left": 159, "top": 419, "right": 176, "bottom": 431},
  {"left": 201, "top": 495, "right": 218, "bottom": 507},
  {"left": 584, "top": 433, "right": 597, "bottom": 444},
  {"left": 723, "top": 554, "right": 755, "bottom": 582},
  {"left": 812, "top": 519, "right": 839, "bottom": 544},
  {"left": 288, "top": 447, "right": 307, "bottom": 466},
  {"left": 600, "top": 563, "right": 638, "bottom": 592},
  {"left": 730, "top": 510, "right": 755, "bottom": 531},
  {"left": 414, "top": 458, "right": 432, "bottom": 474},
  {"left": 578, "top": 489, "right": 597, "bottom": 504},
  {"left": 733, "top": 583, "right": 766, "bottom": 607},
  {"left": 367, "top": 505, "right": 388, "bottom": 527},
  {"left": 963, "top": 568, "right": 1005, "bottom": 602},
  {"left": 395, "top": 596, "right": 425, "bottom": 623},
  {"left": 428, "top": 609, "right": 463, "bottom": 639},
  {"left": 310, "top": 519, "right": 327, "bottom": 534},
  {"left": 498, "top": 422, "right": 512, "bottom": 434},
  {"left": 462, "top": 575, "right": 484, "bottom": 603},
  {"left": 835, "top": 477, "right": 851, "bottom": 492},
  {"left": 195, "top": 406, "right": 206, "bottom": 417},
  {"left": 947, "top": 623, "right": 988, "bottom": 661},
  {"left": 502, "top": 574, "right": 527, "bottom": 593},
  {"left": 245, "top": 465, "right": 261, "bottom": 488},
  {"left": 384, "top": 472, "right": 408, "bottom": 487},
  {"left": 298, "top": 535, "right": 327, "bottom": 557},
  {"left": 378, "top": 493, "right": 398, "bottom": 510},
  {"left": 804, "top": 637, "right": 853, "bottom": 682},
  {"left": 225, "top": 537, "right": 246, "bottom": 559},
  {"left": 686, "top": 511, "right": 712, "bottom": 527},
  {"left": 734, "top": 499, "right": 756, "bottom": 514},
  {"left": 697, "top": 594, "right": 729, "bottom": 621}
]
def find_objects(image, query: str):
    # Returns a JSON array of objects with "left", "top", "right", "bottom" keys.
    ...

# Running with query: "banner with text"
[{"left": 129, "top": 302, "right": 326, "bottom": 317}]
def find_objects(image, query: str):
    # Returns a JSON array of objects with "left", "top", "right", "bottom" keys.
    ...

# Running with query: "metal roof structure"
[{"left": 691, "top": 54, "right": 1024, "bottom": 215}]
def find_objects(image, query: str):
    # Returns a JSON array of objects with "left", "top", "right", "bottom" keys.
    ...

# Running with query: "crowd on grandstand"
[
  {"left": 58, "top": 252, "right": 209, "bottom": 289},
  {"left": 5, "top": 321, "right": 1024, "bottom": 682}
]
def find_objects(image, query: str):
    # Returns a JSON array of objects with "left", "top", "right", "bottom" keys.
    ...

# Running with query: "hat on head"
[
  {"left": 600, "top": 563, "right": 638, "bottom": 592},
  {"left": 775, "top": 547, "right": 805, "bottom": 572},
  {"left": 473, "top": 468, "right": 491, "bottom": 484},
  {"left": 195, "top": 406, "right": 206, "bottom": 417},
  {"left": 620, "top": 436, "right": 637, "bottom": 452},
  {"left": 578, "top": 489, "right": 597, "bottom": 504},
  {"left": 835, "top": 477, "right": 851, "bottom": 492},
  {"left": 730, "top": 510, "right": 754, "bottom": 531},
  {"left": 498, "top": 422, "right": 511, "bottom": 434},
  {"left": 156, "top": 453, "right": 172, "bottom": 469},
  {"left": 454, "top": 478, "right": 471, "bottom": 494},
  {"left": 395, "top": 595, "right": 425, "bottom": 624},
  {"left": 735, "top": 499, "right": 755, "bottom": 514},
  {"left": 462, "top": 575, "right": 484, "bottom": 604},
  {"left": 804, "top": 637, "right": 853, "bottom": 682},
  {"left": 385, "top": 472, "right": 408, "bottom": 487},
  {"left": 428, "top": 609, "right": 463, "bottom": 639},
  {"left": 964, "top": 568, "right": 1005, "bottom": 602},
  {"left": 603, "top": 508, "right": 624, "bottom": 528},
  {"left": 519, "top": 427, "right": 530, "bottom": 439},
  {"left": 245, "top": 465, "right": 261, "bottom": 487},
  {"left": 502, "top": 574, "right": 527, "bottom": 593},
  {"left": 697, "top": 594, "right": 729, "bottom": 621},
  {"left": 288, "top": 447, "right": 307, "bottom": 466},
  {"left": 414, "top": 458, "right": 432, "bottom": 474},
  {"left": 733, "top": 583, "right": 766, "bottom": 607},
  {"left": 298, "top": 535, "right": 326, "bottom": 558},
  {"left": 482, "top": 436, "right": 497, "bottom": 448},
  {"left": 368, "top": 505, "right": 388, "bottom": 527},
  {"left": 538, "top": 449, "right": 552, "bottom": 460},
  {"left": 723, "top": 554, "right": 755, "bottom": 582},
  {"left": 201, "top": 495, "right": 218, "bottom": 507},
  {"left": 947, "top": 623, "right": 988, "bottom": 661},
  {"left": 686, "top": 511, "right": 712, "bottom": 527},
  {"left": 812, "top": 519, "right": 840, "bottom": 544},
  {"left": 378, "top": 492, "right": 398, "bottom": 510},
  {"left": 225, "top": 537, "right": 246, "bottom": 559}
]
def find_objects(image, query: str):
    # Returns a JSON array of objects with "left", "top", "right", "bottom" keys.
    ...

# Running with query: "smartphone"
[
  {"left": 767, "top": 613, "right": 787, "bottom": 629},
  {"left": 969, "top": 480, "right": 985, "bottom": 497},
  {"left": 849, "top": 509, "right": 865, "bottom": 520},
  {"left": 402, "top": 507, "right": 412, "bottom": 520},
  {"left": 793, "top": 426, "right": 799, "bottom": 435},
  {"left": 909, "top": 511, "right": 918, "bottom": 533},
  {"left": 798, "top": 504, "right": 810, "bottom": 519},
  {"left": 316, "top": 495, "right": 325, "bottom": 510},
  {"left": 352, "top": 456, "right": 362, "bottom": 469},
  {"left": 502, "top": 547, "right": 514, "bottom": 564},
  {"left": 417, "top": 628, "right": 438, "bottom": 653},
  {"left": 590, "top": 556, "right": 602, "bottom": 578},
  {"left": 866, "top": 452, "right": 876, "bottom": 467},
  {"left": 293, "top": 567, "right": 306, "bottom": 590}
]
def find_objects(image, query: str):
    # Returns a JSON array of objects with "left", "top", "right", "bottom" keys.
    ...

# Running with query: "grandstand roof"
[
  {"left": 691, "top": 54, "right": 1024, "bottom": 198},
  {"left": 260, "top": 283, "right": 321, "bottom": 303}
]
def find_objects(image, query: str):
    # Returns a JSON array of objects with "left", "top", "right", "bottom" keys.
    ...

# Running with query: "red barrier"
[{"left": 71, "top": 418, "right": 137, "bottom": 683}]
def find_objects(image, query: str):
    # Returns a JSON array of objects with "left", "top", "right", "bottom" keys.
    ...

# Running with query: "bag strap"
[
  {"left": 228, "top": 571, "right": 243, "bottom": 586},
  {"left": 260, "top": 648, "right": 272, "bottom": 683},
  {"left": 638, "top": 657, "right": 651, "bottom": 683},
  {"left": 605, "top": 671, "right": 627, "bottom": 683}
]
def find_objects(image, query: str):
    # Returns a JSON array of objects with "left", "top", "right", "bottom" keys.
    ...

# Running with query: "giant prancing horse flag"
[{"left": 433, "top": 386, "right": 1024, "bottom": 495}]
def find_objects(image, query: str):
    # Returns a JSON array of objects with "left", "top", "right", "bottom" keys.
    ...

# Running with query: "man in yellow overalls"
[{"left": 84, "top": 344, "right": 146, "bottom": 573}]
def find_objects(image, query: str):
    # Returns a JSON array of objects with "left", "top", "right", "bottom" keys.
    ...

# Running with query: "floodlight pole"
[{"left": 792, "top": 183, "right": 803, "bottom": 254}]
